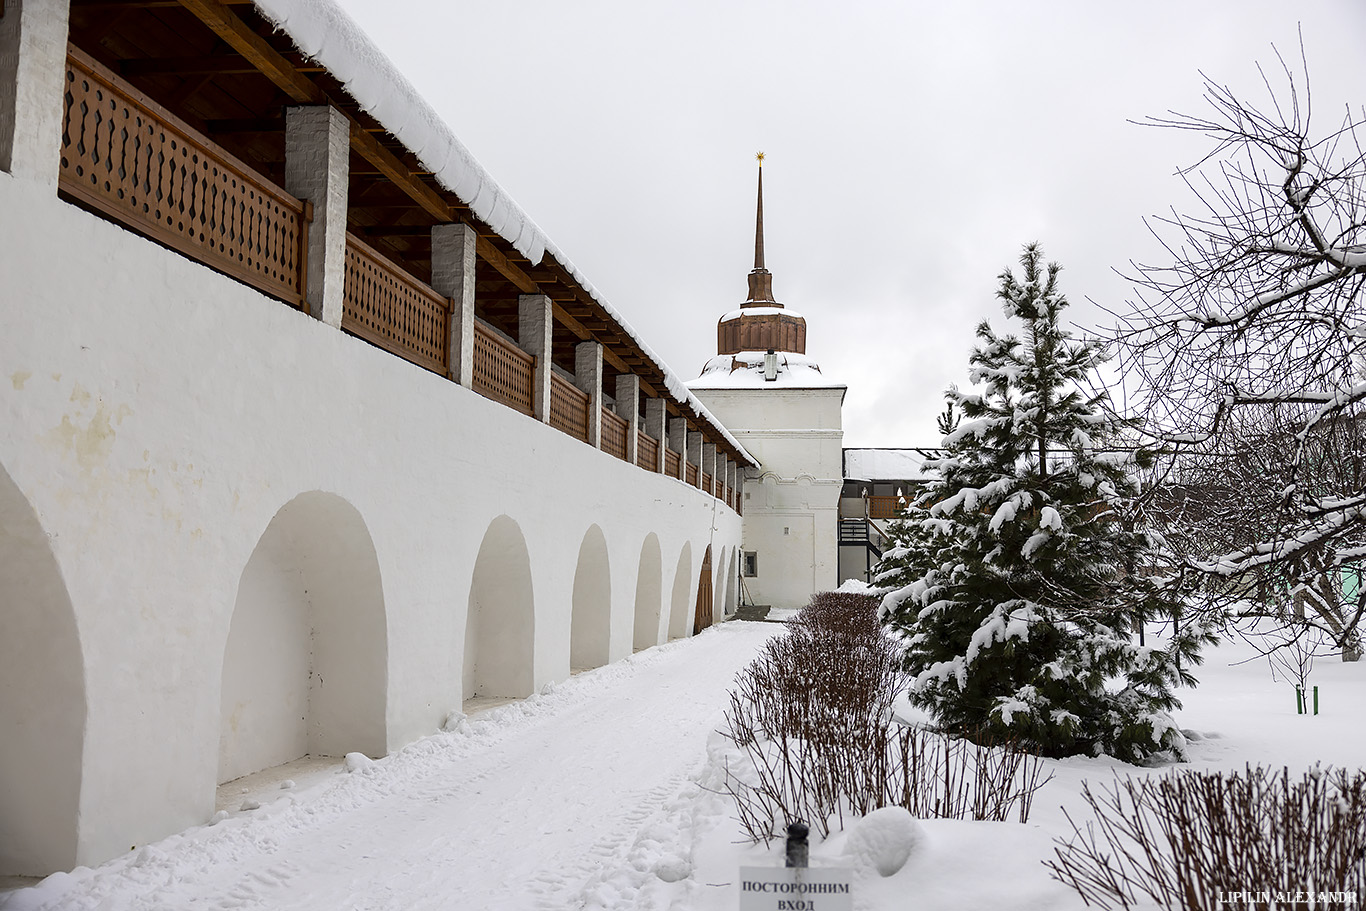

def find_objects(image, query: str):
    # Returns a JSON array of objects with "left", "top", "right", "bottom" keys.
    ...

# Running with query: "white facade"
[
  {"left": 0, "top": 0, "right": 748, "bottom": 876},
  {"left": 690, "top": 379, "right": 845, "bottom": 611}
]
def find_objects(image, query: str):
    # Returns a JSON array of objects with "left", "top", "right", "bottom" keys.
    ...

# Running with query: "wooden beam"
[
  {"left": 475, "top": 236, "right": 537, "bottom": 293},
  {"left": 176, "top": 0, "right": 323, "bottom": 103},
  {"left": 121, "top": 54, "right": 323, "bottom": 76},
  {"left": 348, "top": 125, "right": 451, "bottom": 222}
]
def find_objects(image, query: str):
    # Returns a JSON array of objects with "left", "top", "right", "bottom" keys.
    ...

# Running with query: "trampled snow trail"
[{"left": 12, "top": 621, "right": 780, "bottom": 911}]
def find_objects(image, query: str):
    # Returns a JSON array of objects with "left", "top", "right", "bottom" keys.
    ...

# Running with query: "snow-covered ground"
[{"left": 4, "top": 621, "right": 1363, "bottom": 911}]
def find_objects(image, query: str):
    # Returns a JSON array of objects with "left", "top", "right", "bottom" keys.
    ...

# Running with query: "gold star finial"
[{"left": 756, "top": 151, "right": 765, "bottom": 166}]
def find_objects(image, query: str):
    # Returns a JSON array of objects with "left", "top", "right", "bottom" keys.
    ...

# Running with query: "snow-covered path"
[{"left": 9, "top": 621, "right": 780, "bottom": 911}]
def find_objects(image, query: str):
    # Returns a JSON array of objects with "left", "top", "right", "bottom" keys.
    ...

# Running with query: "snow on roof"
[
  {"left": 718, "top": 306, "right": 805, "bottom": 322},
  {"left": 251, "top": 0, "right": 757, "bottom": 468},
  {"left": 687, "top": 352, "right": 845, "bottom": 390},
  {"left": 843, "top": 448, "right": 932, "bottom": 482}
]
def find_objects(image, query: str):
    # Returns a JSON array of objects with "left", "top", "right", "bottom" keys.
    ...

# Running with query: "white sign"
[{"left": 738, "top": 866, "right": 853, "bottom": 911}]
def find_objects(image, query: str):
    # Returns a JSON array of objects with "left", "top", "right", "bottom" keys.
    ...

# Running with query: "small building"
[{"left": 838, "top": 448, "right": 931, "bottom": 584}]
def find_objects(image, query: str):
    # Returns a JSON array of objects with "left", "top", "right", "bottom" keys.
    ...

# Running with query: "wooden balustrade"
[
  {"left": 550, "top": 374, "right": 589, "bottom": 442},
  {"left": 601, "top": 409, "right": 629, "bottom": 461},
  {"left": 472, "top": 319, "right": 534, "bottom": 416},
  {"left": 342, "top": 234, "right": 449, "bottom": 375},
  {"left": 637, "top": 431, "right": 659, "bottom": 471},
  {"left": 867, "top": 495, "right": 912, "bottom": 519},
  {"left": 59, "top": 47, "right": 310, "bottom": 308},
  {"left": 53, "top": 47, "right": 744, "bottom": 509}
]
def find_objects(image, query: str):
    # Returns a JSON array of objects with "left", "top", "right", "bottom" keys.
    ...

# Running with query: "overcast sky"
[{"left": 333, "top": 0, "right": 1366, "bottom": 448}]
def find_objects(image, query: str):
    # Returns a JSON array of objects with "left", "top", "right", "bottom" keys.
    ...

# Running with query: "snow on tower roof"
[
  {"left": 688, "top": 352, "right": 845, "bottom": 390},
  {"left": 251, "top": 0, "right": 757, "bottom": 467}
]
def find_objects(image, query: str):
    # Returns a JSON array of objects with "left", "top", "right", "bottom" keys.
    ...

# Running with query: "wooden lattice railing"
[
  {"left": 343, "top": 234, "right": 449, "bottom": 374},
  {"left": 602, "top": 409, "right": 629, "bottom": 461},
  {"left": 665, "top": 449, "right": 681, "bottom": 478},
  {"left": 59, "top": 47, "right": 310, "bottom": 308},
  {"left": 686, "top": 462, "right": 699, "bottom": 486},
  {"left": 472, "top": 320, "right": 534, "bottom": 416},
  {"left": 868, "top": 495, "right": 912, "bottom": 519},
  {"left": 550, "top": 374, "right": 589, "bottom": 442},
  {"left": 637, "top": 431, "right": 659, "bottom": 471},
  {"left": 701, "top": 472, "right": 713, "bottom": 495}
]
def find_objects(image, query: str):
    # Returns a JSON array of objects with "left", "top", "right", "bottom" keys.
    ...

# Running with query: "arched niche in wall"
[
  {"left": 0, "top": 464, "right": 86, "bottom": 876},
  {"left": 218, "top": 491, "right": 388, "bottom": 785},
  {"left": 464, "top": 515, "right": 534, "bottom": 701},
  {"left": 631, "top": 533, "right": 662, "bottom": 652},
  {"left": 569, "top": 525, "right": 611, "bottom": 672},
  {"left": 721, "top": 545, "right": 738, "bottom": 620},
  {"left": 667, "top": 541, "right": 693, "bottom": 641}
]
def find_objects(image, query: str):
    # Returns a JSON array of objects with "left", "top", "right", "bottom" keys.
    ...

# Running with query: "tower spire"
[
  {"left": 754, "top": 152, "right": 765, "bottom": 271},
  {"left": 746, "top": 152, "right": 777, "bottom": 305}
]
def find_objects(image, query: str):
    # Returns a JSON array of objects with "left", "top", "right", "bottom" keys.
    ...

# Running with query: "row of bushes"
[{"left": 721, "top": 592, "right": 1050, "bottom": 843}]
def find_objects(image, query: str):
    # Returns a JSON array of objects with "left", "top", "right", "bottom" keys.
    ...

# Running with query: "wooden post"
[
  {"left": 575, "top": 340, "right": 603, "bottom": 448},
  {"left": 431, "top": 222, "right": 477, "bottom": 388},
  {"left": 285, "top": 105, "right": 350, "bottom": 326},
  {"left": 519, "top": 293, "right": 553, "bottom": 423}
]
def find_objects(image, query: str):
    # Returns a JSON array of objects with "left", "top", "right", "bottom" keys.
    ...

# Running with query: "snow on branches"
[{"left": 1116, "top": 43, "right": 1366, "bottom": 660}]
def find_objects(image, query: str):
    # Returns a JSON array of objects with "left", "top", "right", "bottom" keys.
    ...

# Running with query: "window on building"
[{"left": 742, "top": 551, "right": 759, "bottom": 577}]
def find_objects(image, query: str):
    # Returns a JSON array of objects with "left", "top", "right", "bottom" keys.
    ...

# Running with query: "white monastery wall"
[{"left": 0, "top": 172, "right": 740, "bottom": 872}]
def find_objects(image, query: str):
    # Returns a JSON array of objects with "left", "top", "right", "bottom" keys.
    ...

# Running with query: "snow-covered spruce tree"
[{"left": 879, "top": 244, "right": 1211, "bottom": 763}]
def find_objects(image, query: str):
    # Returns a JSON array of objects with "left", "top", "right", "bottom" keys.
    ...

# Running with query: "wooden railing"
[
  {"left": 701, "top": 472, "right": 712, "bottom": 495},
  {"left": 686, "top": 462, "right": 699, "bottom": 486},
  {"left": 59, "top": 47, "right": 310, "bottom": 309},
  {"left": 343, "top": 234, "right": 449, "bottom": 375},
  {"left": 472, "top": 320, "right": 534, "bottom": 416},
  {"left": 601, "top": 409, "right": 629, "bottom": 461},
  {"left": 868, "top": 495, "right": 912, "bottom": 519},
  {"left": 637, "top": 431, "right": 659, "bottom": 471},
  {"left": 54, "top": 50, "right": 745, "bottom": 512},
  {"left": 550, "top": 374, "right": 589, "bottom": 442}
]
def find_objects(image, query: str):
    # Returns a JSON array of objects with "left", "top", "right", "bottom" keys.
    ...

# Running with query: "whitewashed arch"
[
  {"left": 721, "top": 545, "right": 737, "bottom": 619},
  {"left": 667, "top": 541, "right": 694, "bottom": 640},
  {"left": 464, "top": 515, "right": 534, "bottom": 700},
  {"left": 632, "top": 533, "right": 663, "bottom": 651},
  {"left": 570, "top": 525, "right": 611, "bottom": 672},
  {"left": 218, "top": 491, "right": 388, "bottom": 785},
  {"left": 0, "top": 465, "right": 85, "bottom": 876}
]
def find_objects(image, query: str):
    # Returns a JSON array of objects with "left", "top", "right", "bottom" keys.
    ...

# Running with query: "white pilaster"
[
  {"left": 431, "top": 223, "right": 477, "bottom": 387},
  {"left": 575, "top": 340, "right": 603, "bottom": 448},
  {"left": 519, "top": 294, "right": 553, "bottom": 423},
  {"left": 284, "top": 105, "right": 350, "bottom": 326},
  {"left": 0, "top": 0, "right": 70, "bottom": 185},
  {"left": 702, "top": 442, "right": 717, "bottom": 495},
  {"left": 615, "top": 374, "right": 640, "bottom": 464},
  {"left": 644, "top": 398, "right": 667, "bottom": 472},
  {"left": 668, "top": 417, "right": 688, "bottom": 480},
  {"left": 687, "top": 431, "right": 702, "bottom": 488}
]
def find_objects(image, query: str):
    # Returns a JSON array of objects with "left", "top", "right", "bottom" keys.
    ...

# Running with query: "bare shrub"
[
  {"left": 722, "top": 592, "right": 1051, "bottom": 843},
  {"left": 1047, "top": 765, "right": 1366, "bottom": 910}
]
